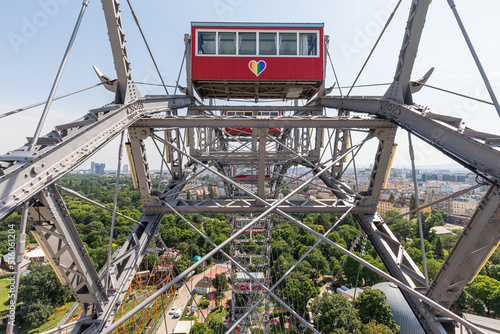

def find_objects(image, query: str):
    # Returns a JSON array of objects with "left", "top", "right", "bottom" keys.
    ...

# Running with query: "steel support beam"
[
  {"left": 0, "top": 96, "right": 193, "bottom": 221},
  {"left": 428, "top": 186, "right": 500, "bottom": 309},
  {"left": 27, "top": 185, "right": 165, "bottom": 333},
  {"left": 385, "top": 0, "right": 432, "bottom": 104},
  {"left": 132, "top": 115, "right": 396, "bottom": 129},
  {"left": 127, "top": 127, "right": 159, "bottom": 210},
  {"left": 348, "top": 122, "right": 445, "bottom": 332},
  {"left": 316, "top": 96, "right": 500, "bottom": 182},
  {"left": 93, "top": 213, "right": 163, "bottom": 332},
  {"left": 101, "top": 0, "right": 138, "bottom": 104},
  {"left": 29, "top": 185, "right": 107, "bottom": 317}
]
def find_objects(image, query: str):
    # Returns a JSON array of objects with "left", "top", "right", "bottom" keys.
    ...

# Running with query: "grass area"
[{"left": 0, "top": 279, "right": 12, "bottom": 313}]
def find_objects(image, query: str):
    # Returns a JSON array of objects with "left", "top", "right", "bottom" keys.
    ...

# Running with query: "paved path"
[
  {"left": 156, "top": 272, "right": 206, "bottom": 333},
  {"left": 156, "top": 265, "right": 226, "bottom": 333}
]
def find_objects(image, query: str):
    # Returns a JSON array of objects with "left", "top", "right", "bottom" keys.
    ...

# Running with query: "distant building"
[
  {"left": 194, "top": 277, "right": 212, "bottom": 295},
  {"left": 90, "top": 162, "right": 105, "bottom": 174},
  {"left": 377, "top": 200, "right": 410, "bottom": 217},
  {"left": 421, "top": 193, "right": 453, "bottom": 215},
  {"left": 24, "top": 247, "right": 47, "bottom": 263},
  {"left": 452, "top": 196, "right": 478, "bottom": 215},
  {"left": 447, "top": 214, "right": 470, "bottom": 225},
  {"left": 96, "top": 163, "right": 105, "bottom": 174},
  {"left": 341, "top": 287, "right": 363, "bottom": 301},
  {"left": 425, "top": 186, "right": 442, "bottom": 194},
  {"left": 123, "top": 164, "right": 129, "bottom": 173},
  {"left": 422, "top": 174, "right": 438, "bottom": 181},
  {"left": 431, "top": 226, "right": 453, "bottom": 236},
  {"left": 441, "top": 174, "right": 467, "bottom": 183},
  {"left": 1, "top": 253, "right": 30, "bottom": 271}
]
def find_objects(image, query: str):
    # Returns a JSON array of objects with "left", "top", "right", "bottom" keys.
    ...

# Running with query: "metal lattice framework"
[{"left": 1, "top": 1, "right": 500, "bottom": 333}]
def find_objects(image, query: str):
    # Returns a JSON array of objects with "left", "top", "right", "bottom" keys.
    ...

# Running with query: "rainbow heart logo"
[{"left": 248, "top": 60, "right": 266, "bottom": 77}]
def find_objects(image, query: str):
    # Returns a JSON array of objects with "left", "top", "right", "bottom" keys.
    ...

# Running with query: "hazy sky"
[{"left": 1, "top": 0, "right": 499, "bottom": 171}]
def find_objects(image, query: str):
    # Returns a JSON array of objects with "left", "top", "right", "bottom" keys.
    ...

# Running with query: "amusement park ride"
[{"left": 1, "top": 0, "right": 500, "bottom": 333}]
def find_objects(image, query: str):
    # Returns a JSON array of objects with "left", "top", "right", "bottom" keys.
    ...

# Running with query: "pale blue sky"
[{"left": 0, "top": 0, "right": 499, "bottom": 170}]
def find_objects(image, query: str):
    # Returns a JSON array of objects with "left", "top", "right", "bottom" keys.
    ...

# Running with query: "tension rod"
[
  {"left": 28, "top": 0, "right": 90, "bottom": 151},
  {"left": 447, "top": 0, "right": 500, "bottom": 118}
]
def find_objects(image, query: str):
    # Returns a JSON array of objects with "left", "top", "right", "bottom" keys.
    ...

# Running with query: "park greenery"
[{"left": 1, "top": 174, "right": 500, "bottom": 332}]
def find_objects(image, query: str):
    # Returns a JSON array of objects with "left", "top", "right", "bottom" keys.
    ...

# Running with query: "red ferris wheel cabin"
[{"left": 190, "top": 22, "right": 325, "bottom": 100}]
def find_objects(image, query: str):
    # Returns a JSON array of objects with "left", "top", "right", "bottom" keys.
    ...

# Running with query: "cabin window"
[
  {"left": 239, "top": 32, "right": 256, "bottom": 55},
  {"left": 218, "top": 32, "right": 236, "bottom": 55},
  {"left": 299, "top": 33, "right": 317, "bottom": 55},
  {"left": 259, "top": 33, "right": 277, "bottom": 55},
  {"left": 196, "top": 28, "right": 320, "bottom": 57},
  {"left": 279, "top": 33, "right": 297, "bottom": 55},
  {"left": 198, "top": 32, "right": 216, "bottom": 54}
]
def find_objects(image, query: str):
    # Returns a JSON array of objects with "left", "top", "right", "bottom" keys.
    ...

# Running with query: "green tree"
[
  {"left": 488, "top": 264, "right": 500, "bottom": 281},
  {"left": 468, "top": 275, "right": 500, "bottom": 314},
  {"left": 490, "top": 289, "right": 500, "bottom": 315},
  {"left": 389, "top": 219, "right": 415, "bottom": 243},
  {"left": 299, "top": 247, "right": 329, "bottom": 277},
  {"left": 452, "top": 290, "right": 469, "bottom": 310},
  {"left": 19, "top": 263, "right": 73, "bottom": 328},
  {"left": 316, "top": 213, "right": 332, "bottom": 231},
  {"left": 473, "top": 298, "right": 486, "bottom": 315},
  {"left": 209, "top": 187, "right": 217, "bottom": 199},
  {"left": 90, "top": 246, "right": 111, "bottom": 270},
  {"left": 213, "top": 273, "right": 228, "bottom": 293},
  {"left": 313, "top": 293, "right": 362, "bottom": 333},
  {"left": 383, "top": 210, "right": 400, "bottom": 220},
  {"left": 434, "top": 237, "right": 444, "bottom": 259},
  {"left": 191, "top": 321, "right": 213, "bottom": 334},
  {"left": 19, "top": 263, "right": 72, "bottom": 306},
  {"left": 353, "top": 287, "right": 399, "bottom": 332},
  {"left": 361, "top": 319, "right": 395, "bottom": 334},
  {"left": 410, "top": 193, "right": 417, "bottom": 213},
  {"left": 283, "top": 273, "right": 317, "bottom": 318},
  {"left": 22, "top": 300, "right": 55, "bottom": 328},
  {"left": 337, "top": 225, "right": 359, "bottom": 249}
]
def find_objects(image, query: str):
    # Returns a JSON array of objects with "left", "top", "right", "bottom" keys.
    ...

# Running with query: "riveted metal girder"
[
  {"left": 29, "top": 185, "right": 107, "bottom": 317},
  {"left": 0, "top": 95, "right": 193, "bottom": 221},
  {"left": 132, "top": 115, "right": 396, "bottom": 129},
  {"left": 386, "top": 0, "right": 432, "bottom": 105},
  {"left": 316, "top": 96, "right": 500, "bottom": 183},
  {"left": 27, "top": 184, "right": 165, "bottom": 334}
]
